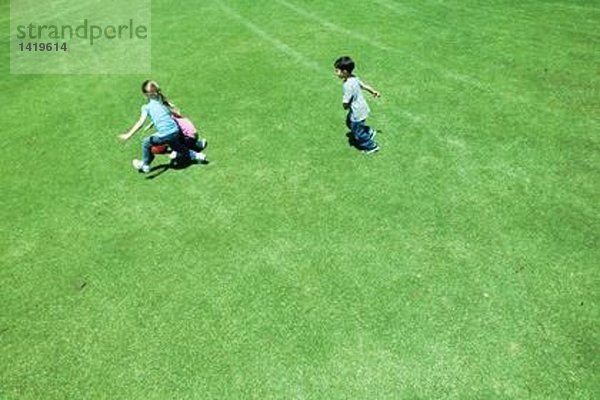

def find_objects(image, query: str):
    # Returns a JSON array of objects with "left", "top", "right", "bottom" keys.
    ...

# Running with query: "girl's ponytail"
[
  {"left": 156, "top": 87, "right": 178, "bottom": 113},
  {"left": 141, "top": 80, "right": 178, "bottom": 112},
  {"left": 156, "top": 87, "right": 170, "bottom": 107}
]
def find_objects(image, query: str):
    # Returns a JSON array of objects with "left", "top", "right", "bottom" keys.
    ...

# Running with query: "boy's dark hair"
[{"left": 334, "top": 56, "right": 355, "bottom": 73}]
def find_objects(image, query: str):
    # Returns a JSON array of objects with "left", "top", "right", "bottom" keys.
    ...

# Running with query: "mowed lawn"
[{"left": 1, "top": 0, "right": 598, "bottom": 398}]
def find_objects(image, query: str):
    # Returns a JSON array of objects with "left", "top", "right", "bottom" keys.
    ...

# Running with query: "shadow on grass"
[
  {"left": 345, "top": 130, "right": 382, "bottom": 150},
  {"left": 346, "top": 131, "right": 358, "bottom": 148},
  {"left": 146, "top": 160, "right": 210, "bottom": 180}
]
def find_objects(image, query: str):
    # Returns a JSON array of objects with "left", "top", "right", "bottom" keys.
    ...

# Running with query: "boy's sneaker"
[
  {"left": 369, "top": 129, "right": 378, "bottom": 140},
  {"left": 132, "top": 159, "right": 150, "bottom": 173},
  {"left": 363, "top": 146, "right": 380, "bottom": 155}
]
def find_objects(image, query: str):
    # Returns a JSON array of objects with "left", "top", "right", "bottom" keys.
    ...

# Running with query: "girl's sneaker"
[
  {"left": 199, "top": 139, "right": 208, "bottom": 150},
  {"left": 170, "top": 151, "right": 206, "bottom": 163},
  {"left": 132, "top": 159, "right": 150, "bottom": 173},
  {"left": 194, "top": 152, "right": 207, "bottom": 162}
]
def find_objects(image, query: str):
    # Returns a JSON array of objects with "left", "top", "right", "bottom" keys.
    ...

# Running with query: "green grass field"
[{"left": 1, "top": 0, "right": 599, "bottom": 398}]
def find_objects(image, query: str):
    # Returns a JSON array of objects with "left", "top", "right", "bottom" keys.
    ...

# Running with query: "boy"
[{"left": 334, "top": 56, "right": 381, "bottom": 154}]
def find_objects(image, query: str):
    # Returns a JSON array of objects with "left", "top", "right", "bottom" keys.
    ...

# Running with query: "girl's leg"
[
  {"left": 194, "top": 137, "right": 207, "bottom": 151},
  {"left": 168, "top": 134, "right": 197, "bottom": 162},
  {"left": 142, "top": 133, "right": 192, "bottom": 166},
  {"left": 142, "top": 134, "right": 168, "bottom": 165},
  {"left": 181, "top": 135, "right": 207, "bottom": 152}
]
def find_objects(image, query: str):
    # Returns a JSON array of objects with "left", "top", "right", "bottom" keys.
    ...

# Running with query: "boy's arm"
[
  {"left": 342, "top": 85, "right": 353, "bottom": 110},
  {"left": 118, "top": 114, "right": 147, "bottom": 141},
  {"left": 360, "top": 81, "right": 381, "bottom": 98}
]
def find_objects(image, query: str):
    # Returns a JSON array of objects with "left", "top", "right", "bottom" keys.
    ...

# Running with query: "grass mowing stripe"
[
  {"left": 274, "top": 0, "right": 394, "bottom": 52},
  {"left": 381, "top": 2, "right": 598, "bottom": 121},
  {"left": 441, "top": 0, "right": 600, "bottom": 36},
  {"left": 215, "top": 0, "right": 325, "bottom": 73},
  {"left": 372, "top": 0, "right": 415, "bottom": 15},
  {"left": 271, "top": 0, "right": 489, "bottom": 91}
]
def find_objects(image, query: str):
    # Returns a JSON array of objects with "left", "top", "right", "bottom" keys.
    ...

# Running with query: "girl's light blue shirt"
[{"left": 141, "top": 98, "right": 179, "bottom": 136}]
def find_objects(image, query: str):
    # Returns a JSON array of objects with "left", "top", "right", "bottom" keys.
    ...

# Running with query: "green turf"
[{"left": 1, "top": 0, "right": 599, "bottom": 398}]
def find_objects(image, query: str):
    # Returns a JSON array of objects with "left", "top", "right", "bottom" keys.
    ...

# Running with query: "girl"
[
  {"left": 118, "top": 80, "right": 203, "bottom": 173},
  {"left": 145, "top": 109, "right": 208, "bottom": 160},
  {"left": 168, "top": 110, "right": 208, "bottom": 160}
]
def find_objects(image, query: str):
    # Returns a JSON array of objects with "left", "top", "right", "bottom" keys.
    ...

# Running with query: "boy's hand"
[
  {"left": 372, "top": 91, "right": 381, "bottom": 98},
  {"left": 118, "top": 133, "right": 130, "bottom": 141}
]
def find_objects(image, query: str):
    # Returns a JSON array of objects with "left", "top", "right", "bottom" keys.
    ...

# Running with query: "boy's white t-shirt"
[{"left": 343, "top": 76, "right": 370, "bottom": 122}]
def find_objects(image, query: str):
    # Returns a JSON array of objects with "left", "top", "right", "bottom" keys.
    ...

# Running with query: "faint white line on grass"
[
  {"left": 216, "top": 1, "right": 325, "bottom": 74},
  {"left": 552, "top": 2, "right": 600, "bottom": 12},
  {"left": 276, "top": 0, "right": 481, "bottom": 88},
  {"left": 393, "top": 108, "right": 424, "bottom": 125},
  {"left": 372, "top": 0, "right": 414, "bottom": 16},
  {"left": 372, "top": 0, "right": 450, "bottom": 33},
  {"left": 385, "top": 107, "right": 436, "bottom": 137},
  {"left": 274, "top": 0, "right": 494, "bottom": 92},
  {"left": 274, "top": 0, "right": 394, "bottom": 52},
  {"left": 377, "top": 1, "right": 543, "bottom": 105},
  {"left": 442, "top": 0, "right": 599, "bottom": 37}
]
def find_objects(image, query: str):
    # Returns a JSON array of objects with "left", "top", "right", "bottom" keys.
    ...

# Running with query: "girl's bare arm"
[
  {"left": 143, "top": 121, "right": 155, "bottom": 132},
  {"left": 118, "top": 114, "right": 147, "bottom": 141}
]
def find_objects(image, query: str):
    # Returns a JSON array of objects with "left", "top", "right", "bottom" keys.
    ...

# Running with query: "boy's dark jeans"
[{"left": 346, "top": 114, "right": 377, "bottom": 151}]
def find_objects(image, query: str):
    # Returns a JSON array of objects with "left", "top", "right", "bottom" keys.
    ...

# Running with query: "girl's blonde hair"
[{"left": 141, "top": 80, "right": 177, "bottom": 112}]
